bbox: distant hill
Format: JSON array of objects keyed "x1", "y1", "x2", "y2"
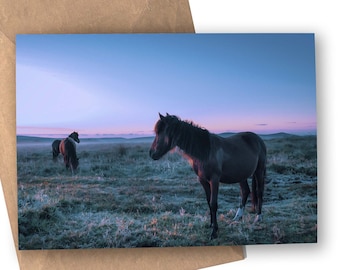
[
  {"x1": 16, "y1": 132, "x2": 313, "y2": 145},
  {"x1": 218, "y1": 132, "x2": 299, "y2": 140},
  {"x1": 17, "y1": 135, "x2": 53, "y2": 143},
  {"x1": 258, "y1": 132, "x2": 299, "y2": 140},
  {"x1": 16, "y1": 135, "x2": 155, "y2": 145},
  {"x1": 217, "y1": 132, "x2": 236, "y2": 138},
  {"x1": 74, "y1": 136, "x2": 154, "y2": 145}
]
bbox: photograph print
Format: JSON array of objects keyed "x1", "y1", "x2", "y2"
[{"x1": 16, "y1": 33, "x2": 317, "y2": 249}]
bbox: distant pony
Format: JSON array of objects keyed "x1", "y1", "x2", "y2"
[
  {"x1": 57, "y1": 132, "x2": 80, "y2": 173},
  {"x1": 149, "y1": 113, "x2": 267, "y2": 239},
  {"x1": 51, "y1": 132, "x2": 80, "y2": 161}
]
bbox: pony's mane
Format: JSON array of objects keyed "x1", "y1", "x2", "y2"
[{"x1": 165, "y1": 115, "x2": 211, "y2": 160}]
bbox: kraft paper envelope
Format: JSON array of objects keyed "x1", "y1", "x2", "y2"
[{"x1": 0, "y1": 1, "x2": 245, "y2": 269}]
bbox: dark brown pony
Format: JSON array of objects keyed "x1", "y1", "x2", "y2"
[
  {"x1": 59, "y1": 132, "x2": 80, "y2": 173},
  {"x1": 52, "y1": 132, "x2": 80, "y2": 160},
  {"x1": 149, "y1": 113, "x2": 267, "y2": 239}
]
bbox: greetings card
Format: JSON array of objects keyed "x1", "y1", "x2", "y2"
[{"x1": 16, "y1": 33, "x2": 317, "y2": 250}]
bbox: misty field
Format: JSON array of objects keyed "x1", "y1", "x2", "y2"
[{"x1": 17, "y1": 134, "x2": 317, "y2": 250}]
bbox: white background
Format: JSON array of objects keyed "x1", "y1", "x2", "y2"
[{"x1": 1, "y1": 0, "x2": 339, "y2": 269}]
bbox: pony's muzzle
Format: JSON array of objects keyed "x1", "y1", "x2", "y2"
[{"x1": 149, "y1": 149, "x2": 160, "y2": 160}]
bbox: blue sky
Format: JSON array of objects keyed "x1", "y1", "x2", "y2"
[{"x1": 16, "y1": 34, "x2": 316, "y2": 137}]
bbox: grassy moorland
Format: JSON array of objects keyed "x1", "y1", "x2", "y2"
[{"x1": 17, "y1": 134, "x2": 317, "y2": 250}]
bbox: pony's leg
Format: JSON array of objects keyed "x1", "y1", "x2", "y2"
[
  {"x1": 251, "y1": 175, "x2": 258, "y2": 213},
  {"x1": 253, "y1": 169, "x2": 265, "y2": 223},
  {"x1": 233, "y1": 179, "x2": 250, "y2": 221},
  {"x1": 53, "y1": 150, "x2": 59, "y2": 162},
  {"x1": 64, "y1": 155, "x2": 69, "y2": 169},
  {"x1": 199, "y1": 178, "x2": 212, "y2": 227},
  {"x1": 70, "y1": 163, "x2": 74, "y2": 175},
  {"x1": 70, "y1": 158, "x2": 78, "y2": 175},
  {"x1": 209, "y1": 176, "x2": 219, "y2": 239}
]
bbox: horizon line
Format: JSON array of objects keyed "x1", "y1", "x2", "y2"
[{"x1": 17, "y1": 129, "x2": 317, "y2": 139}]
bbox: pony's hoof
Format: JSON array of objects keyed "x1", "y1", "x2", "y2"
[
  {"x1": 210, "y1": 227, "x2": 218, "y2": 239},
  {"x1": 232, "y1": 207, "x2": 244, "y2": 221},
  {"x1": 253, "y1": 214, "x2": 262, "y2": 223},
  {"x1": 210, "y1": 232, "x2": 218, "y2": 239}
]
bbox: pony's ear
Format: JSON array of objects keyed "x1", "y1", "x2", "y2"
[
  {"x1": 166, "y1": 113, "x2": 170, "y2": 116},
  {"x1": 159, "y1": 113, "x2": 165, "y2": 120}
]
